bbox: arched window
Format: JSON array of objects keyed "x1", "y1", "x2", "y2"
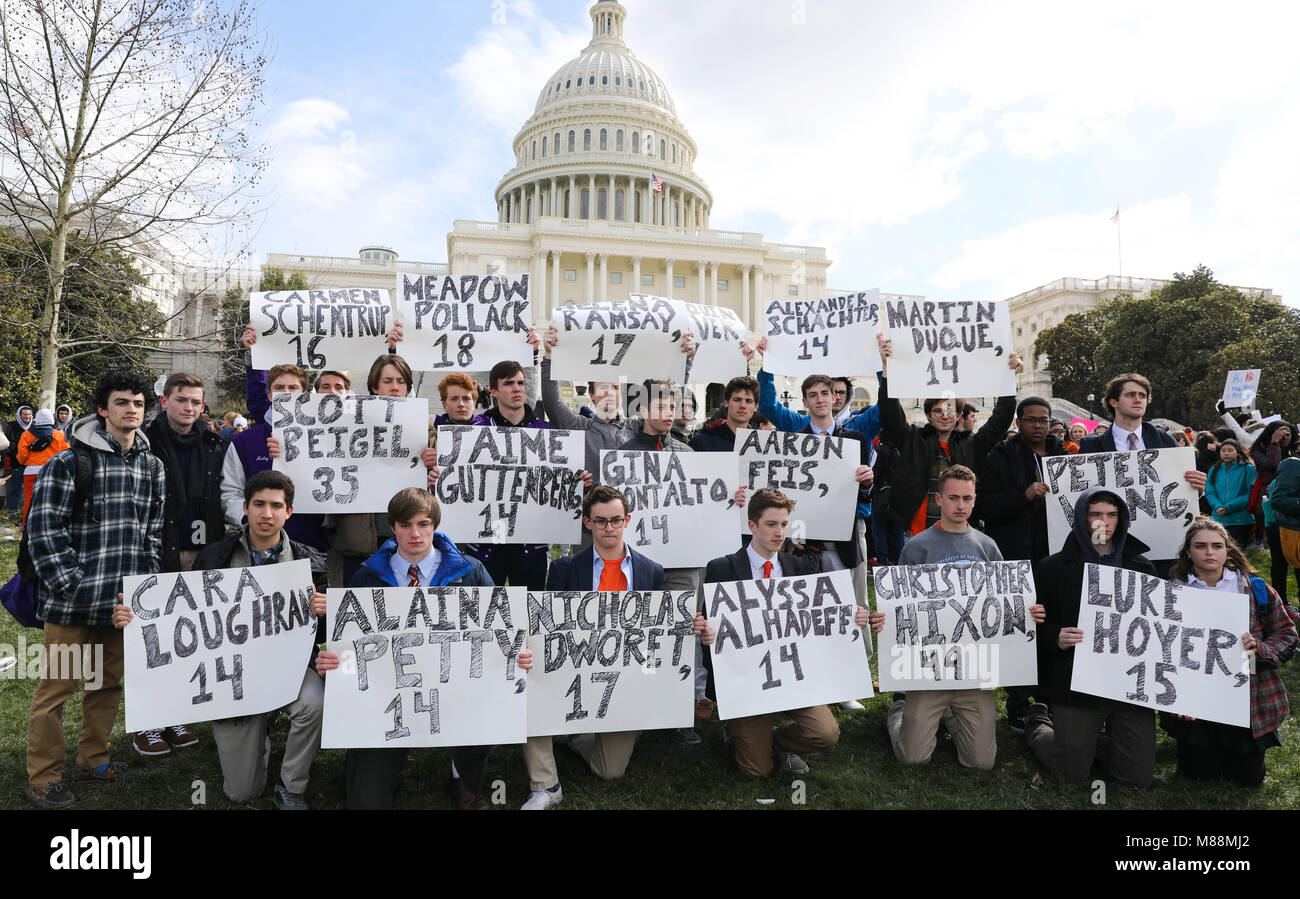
[
  {"x1": 597, "y1": 189, "x2": 607, "y2": 219},
  {"x1": 632, "y1": 131, "x2": 639, "y2": 154},
  {"x1": 531, "y1": 140, "x2": 536, "y2": 160},
  {"x1": 671, "y1": 144, "x2": 676, "y2": 164},
  {"x1": 541, "y1": 136, "x2": 547, "y2": 157},
  {"x1": 568, "y1": 130, "x2": 575, "y2": 152},
  {"x1": 580, "y1": 189, "x2": 590, "y2": 219},
  {"x1": 554, "y1": 132, "x2": 560, "y2": 153},
  {"x1": 602, "y1": 75, "x2": 608, "y2": 85},
  {"x1": 584, "y1": 129, "x2": 591, "y2": 151},
  {"x1": 616, "y1": 130, "x2": 623, "y2": 151},
  {"x1": 615, "y1": 76, "x2": 621, "y2": 86},
  {"x1": 659, "y1": 139, "x2": 665, "y2": 160},
  {"x1": 615, "y1": 189, "x2": 625, "y2": 220},
  {"x1": 577, "y1": 77, "x2": 583, "y2": 86},
  {"x1": 565, "y1": 79, "x2": 571, "y2": 89},
  {"x1": 634, "y1": 191, "x2": 641, "y2": 223},
  {"x1": 599, "y1": 129, "x2": 607, "y2": 150}
]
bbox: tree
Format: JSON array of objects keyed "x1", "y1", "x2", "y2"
[
  {"x1": 1032, "y1": 302, "x2": 1121, "y2": 411},
  {"x1": 0, "y1": 0, "x2": 268, "y2": 409},
  {"x1": 213, "y1": 267, "x2": 308, "y2": 411},
  {"x1": 1189, "y1": 314, "x2": 1300, "y2": 425}
]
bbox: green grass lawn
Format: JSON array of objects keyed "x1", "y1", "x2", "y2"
[{"x1": 0, "y1": 534, "x2": 1295, "y2": 810}]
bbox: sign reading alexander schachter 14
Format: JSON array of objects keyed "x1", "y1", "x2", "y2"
[
  {"x1": 394, "y1": 273, "x2": 534, "y2": 371},
  {"x1": 250, "y1": 288, "x2": 393, "y2": 371}
]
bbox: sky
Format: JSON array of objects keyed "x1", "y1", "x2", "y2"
[{"x1": 248, "y1": 0, "x2": 1300, "y2": 305}]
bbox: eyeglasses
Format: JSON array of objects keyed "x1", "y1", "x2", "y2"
[
  {"x1": 832, "y1": 389, "x2": 849, "y2": 397},
  {"x1": 587, "y1": 517, "x2": 626, "y2": 530},
  {"x1": 1019, "y1": 416, "x2": 1051, "y2": 426}
]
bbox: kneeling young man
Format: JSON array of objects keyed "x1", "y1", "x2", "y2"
[
  {"x1": 315, "y1": 487, "x2": 533, "y2": 810},
  {"x1": 113, "y1": 470, "x2": 328, "y2": 808}
]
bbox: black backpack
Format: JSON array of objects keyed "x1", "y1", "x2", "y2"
[{"x1": 16, "y1": 444, "x2": 95, "y2": 582}]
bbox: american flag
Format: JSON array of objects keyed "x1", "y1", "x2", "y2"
[
  {"x1": 1110, "y1": 207, "x2": 1120, "y2": 224},
  {"x1": 5, "y1": 113, "x2": 32, "y2": 138},
  {"x1": 650, "y1": 172, "x2": 663, "y2": 193}
]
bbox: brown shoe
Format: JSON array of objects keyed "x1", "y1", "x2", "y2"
[
  {"x1": 132, "y1": 730, "x2": 170, "y2": 757},
  {"x1": 695, "y1": 698, "x2": 715, "y2": 720},
  {"x1": 163, "y1": 724, "x2": 199, "y2": 749},
  {"x1": 445, "y1": 774, "x2": 490, "y2": 810}
]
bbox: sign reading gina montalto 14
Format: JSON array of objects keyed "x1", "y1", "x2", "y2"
[
  {"x1": 249, "y1": 288, "x2": 393, "y2": 371},
  {"x1": 549, "y1": 297, "x2": 689, "y2": 384},
  {"x1": 394, "y1": 272, "x2": 533, "y2": 371},
  {"x1": 883, "y1": 298, "x2": 1016, "y2": 399},
  {"x1": 762, "y1": 290, "x2": 881, "y2": 378}
]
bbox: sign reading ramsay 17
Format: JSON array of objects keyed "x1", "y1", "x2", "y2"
[
  {"x1": 734, "y1": 428, "x2": 859, "y2": 541},
  {"x1": 394, "y1": 273, "x2": 533, "y2": 371},
  {"x1": 322, "y1": 586, "x2": 529, "y2": 748},
  {"x1": 762, "y1": 290, "x2": 881, "y2": 378},
  {"x1": 526, "y1": 590, "x2": 698, "y2": 736},
  {"x1": 121, "y1": 560, "x2": 318, "y2": 733},
  {"x1": 550, "y1": 297, "x2": 689, "y2": 384},
  {"x1": 271, "y1": 393, "x2": 429, "y2": 514},
  {"x1": 883, "y1": 298, "x2": 1015, "y2": 398},
  {"x1": 250, "y1": 288, "x2": 393, "y2": 371},
  {"x1": 1069, "y1": 565, "x2": 1249, "y2": 727}
]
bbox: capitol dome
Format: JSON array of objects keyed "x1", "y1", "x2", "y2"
[{"x1": 495, "y1": 0, "x2": 711, "y2": 230}]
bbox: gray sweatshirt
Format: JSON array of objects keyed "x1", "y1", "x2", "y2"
[{"x1": 896, "y1": 523, "x2": 1003, "y2": 566}]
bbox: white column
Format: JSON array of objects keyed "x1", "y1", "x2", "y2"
[
  {"x1": 534, "y1": 249, "x2": 546, "y2": 317},
  {"x1": 585, "y1": 253, "x2": 595, "y2": 302},
  {"x1": 530, "y1": 182, "x2": 537, "y2": 223},
  {"x1": 551, "y1": 251, "x2": 561, "y2": 318},
  {"x1": 598, "y1": 253, "x2": 608, "y2": 301},
  {"x1": 568, "y1": 175, "x2": 576, "y2": 217},
  {"x1": 665, "y1": 258, "x2": 675, "y2": 300},
  {"x1": 588, "y1": 174, "x2": 596, "y2": 219},
  {"x1": 696, "y1": 261, "x2": 706, "y2": 304},
  {"x1": 710, "y1": 262, "x2": 719, "y2": 307},
  {"x1": 632, "y1": 256, "x2": 642, "y2": 294},
  {"x1": 740, "y1": 264, "x2": 751, "y2": 330}
]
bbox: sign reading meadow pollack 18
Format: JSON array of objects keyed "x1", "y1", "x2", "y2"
[
  {"x1": 734, "y1": 428, "x2": 858, "y2": 541},
  {"x1": 271, "y1": 393, "x2": 429, "y2": 515},
  {"x1": 121, "y1": 560, "x2": 318, "y2": 733},
  {"x1": 249, "y1": 288, "x2": 393, "y2": 371},
  {"x1": 1044, "y1": 447, "x2": 1197, "y2": 561},
  {"x1": 394, "y1": 273, "x2": 533, "y2": 371},
  {"x1": 436, "y1": 426, "x2": 585, "y2": 545},
  {"x1": 873, "y1": 561, "x2": 1038, "y2": 691},
  {"x1": 762, "y1": 290, "x2": 881, "y2": 378},
  {"x1": 599, "y1": 449, "x2": 742, "y2": 567},
  {"x1": 549, "y1": 297, "x2": 689, "y2": 384},
  {"x1": 321, "y1": 586, "x2": 529, "y2": 748},
  {"x1": 707, "y1": 569, "x2": 874, "y2": 720},
  {"x1": 1070, "y1": 564, "x2": 1249, "y2": 727},
  {"x1": 883, "y1": 298, "x2": 1016, "y2": 398},
  {"x1": 525, "y1": 590, "x2": 698, "y2": 736}
]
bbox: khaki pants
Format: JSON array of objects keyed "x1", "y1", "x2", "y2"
[
  {"x1": 27, "y1": 624, "x2": 125, "y2": 788},
  {"x1": 887, "y1": 689, "x2": 997, "y2": 770},
  {"x1": 729, "y1": 705, "x2": 839, "y2": 777},
  {"x1": 523, "y1": 731, "x2": 640, "y2": 789},
  {"x1": 1280, "y1": 526, "x2": 1300, "y2": 569},
  {"x1": 212, "y1": 668, "x2": 324, "y2": 801}
]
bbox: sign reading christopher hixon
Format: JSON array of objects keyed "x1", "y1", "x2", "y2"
[
  {"x1": 873, "y1": 561, "x2": 1038, "y2": 691},
  {"x1": 599, "y1": 449, "x2": 742, "y2": 568},
  {"x1": 322, "y1": 586, "x2": 529, "y2": 748},
  {"x1": 121, "y1": 560, "x2": 318, "y2": 733},
  {"x1": 883, "y1": 298, "x2": 1016, "y2": 399},
  {"x1": 526, "y1": 590, "x2": 698, "y2": 736},
  {"x1": 550, "y1": 297, "x2": 689, "y2": 384},
  {"x1": 734, "y1": 427, "x2": 859, "y2": 541},
  {"x1": 436, "y1": 426, "x2": 585, "y2": 545},
  {"x1": 271, "y1": 392, "x2": 429, "y2": 515},
  {"x1": 707, "y1": 569, "x2": 873, "y2": 720},
  {"x1": 249, "y1": 288, "x2": 392, "y2": 371},
  {"x1": 762, "y1": 290, "x2": 881, "y2": 378},
  {"x1": 1044, "y1": 447, "x2": 1197, "y2": 561},
  {"x1": 394, "y1": 272, "x2": 533, "y2": 371},
  {"x1": 1069, "y1": 564, "x2": 1249, "y2": 727}
]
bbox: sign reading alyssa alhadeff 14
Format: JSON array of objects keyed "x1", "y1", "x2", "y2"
[
  {"x1": 882, "y1": 298, "x2": 1016, "y2": 399},
  {"x1": 250, "y1": 288, "x2": 393, "y2": 371},
  {"x1": 1069, "y1": 564, "x2": 1249, "y2": 727},
  {"x1": 321, "y1": 585, "x2": 529, "y2": 748},
  {"x1": 394, "y1": 273, "x2": 533, "y2": 371},
  {"x1": 271, "y1": 392, "x2": 429, "y2": 515},
  {"x1": 762, "y1": 290, "x2": 882, "y2": 378},
  {"x1": 734, "y1": 428, "x2": 858, "y2": 541},
  {"x1": 435, "y1": 426, "x2": 585, "y2": 545},
  {"x1": 1221, "y1": 369, "x2": 1262, "y2": 408},
  {"x1": 549, "y1": 297, "x2": 689, "y2": 384},
  {"x1": 873, "y1": 561, "x2": 1038, "y2": 691},
  {"x1": 599, "y1": 449, "x2": 742, "y2": 568},
  {"x1": 121, "y1": 560, "x2": 318, "y2": 733},
  {"x1": 707, "y1": 569, "x2": 873, "y2": 720},
  {"x1": 526, "y1": 589, "x2": 698, "y2": 736},
  {"x1": 1044, "y1": 447, "x2": 1198, "y2": 561}
]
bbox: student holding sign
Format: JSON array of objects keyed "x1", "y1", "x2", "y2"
[
  {"x1": 1023, "y1": 488, "x2": 1159, "y2": 787},
  {"x1": 689, "y1": 376, "x2": 759, "y2": 453},
  {"x1": 1160, "y1": 519, "x2": 1297, "y2": 787},
  {"x1": 315, "y1": 487, "x2": 534, "y2": 810}
]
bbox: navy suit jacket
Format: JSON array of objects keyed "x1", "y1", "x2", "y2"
[
  {"x1": 1078, "y1": 421, "x2": 1176, "y2": 454},
  {"x1": 545, "y1": 545, "x2": 667, "y2": 590}
]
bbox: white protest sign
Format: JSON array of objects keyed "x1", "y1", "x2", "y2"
[
  {"x1": 599, "y1": 449, "x2": 742, "y2": 567},
  {"x1": 669, "y1": 298, "x2": 746, "y2": 384},
  {"x1": 1069, "y1": 565, "x2": 1249, "y2": 727},
  {"x1": 873, "y1": 561, "x2": 1039, "y2": 691},
  {"x1": 435, "y1": 426, "x2": 584, "y2": 545},
  {"x1": 763, "y1": 290, "x2": 882, "y2": 378},
  {"x1": 706, "y1": 569, "x2": 873, "y2": 720},
  {"x1": 1222, "y1": 369, "x2": 1262, "y2": 408},
  {"x1": 551, "y1": 297, "x2": 689, "y2": 384},
  {"x1": 271, "y1": 393, "x2": 429, "y2": 514},
  {"x1": 526, "y1": 590, "x2": 697, "y2": 736},
  {"x1": 734, "y1": 428, "x2": 859, "y2": 541},
  {"x1": 882, "y1": 298, "x2": 1016, "y2": 399},
  {"x1": 322, "y1": 586, "x2": 528, "y2": 748},
  {"x1": 1044, "y1": 447, "x2": 1197, "y2": 561},
  {"x1": 394, "y1": 272, "x2": 533, "y2": 371},
  {"x1": 250, "y1": 288, "x2": 392, "y2": 371},
  {"x1": 122, "y1": 560, "x2": 318, "y2": 732}
]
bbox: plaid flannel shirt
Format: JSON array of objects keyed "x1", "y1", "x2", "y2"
[
  {"x1": 27, "y1": 418, "x2": 166, "y2": 627},
  {"x1": 1246, "y1": 578, "x2": 1297, "y2": 738}
]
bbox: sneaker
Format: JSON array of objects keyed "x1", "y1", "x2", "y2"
[
  {"x1": 164, "y1": 724, "x2": 199, "y2": 749},
  {"x1": 72, "y1": 761, "x2": 140, "y2": 784},
  {"x1": 28, "y1": 781, "x2": 75, "y2": 809},
  {"x1": 273, "y1": 784, "x2": 309, "y2": 810},
  {"x1": 838, "y1": 699, "x2": 865, "y2": 711},
  {"x1": 132, "y1": 729, "x2": 170, "y2": 757},
  {"x1": 446, "y1": 775, "x2": 490, "y2": 810},
  {"x1": 520, "y1": 784, "x2": 563, "y2": 810},
  {"x1": 774, "y1": 748, "x2": 809, "y2": 775},
  {"x1": 677, "y1": 727, "x2": 702, "y2": 746}
]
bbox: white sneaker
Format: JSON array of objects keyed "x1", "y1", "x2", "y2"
[
  {"x1": 838, "y1": 699, "x2": 865, "y2": 711},
  {"x1": 520, "y1": 785, "x2": 563, "y2": 810}
]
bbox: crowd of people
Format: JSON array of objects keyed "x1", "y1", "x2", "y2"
[{"x1": 5, "y1": 322, "x2": 1298, "y2": 809}]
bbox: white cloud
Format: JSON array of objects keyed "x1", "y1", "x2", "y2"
[{"x1": 266, "y1": 99, "x2": 369, "y2": 211}]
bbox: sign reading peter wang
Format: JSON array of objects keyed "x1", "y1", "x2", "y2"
[
  {"x1": 526, "y1": 589, "x2": 698, "y2": 736},
  {"x1": 395, "y1": 272, "x2": 533, "y2": 371},
  {"x1": 322, "y1": 586, "x2": 529, "y2": 748},
  {"x1": 121, "y1": 560, "x2": 319, "y2": 733},
  {"x1": 250, "y1": 288, "x2": 393, "y2": 371}
]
